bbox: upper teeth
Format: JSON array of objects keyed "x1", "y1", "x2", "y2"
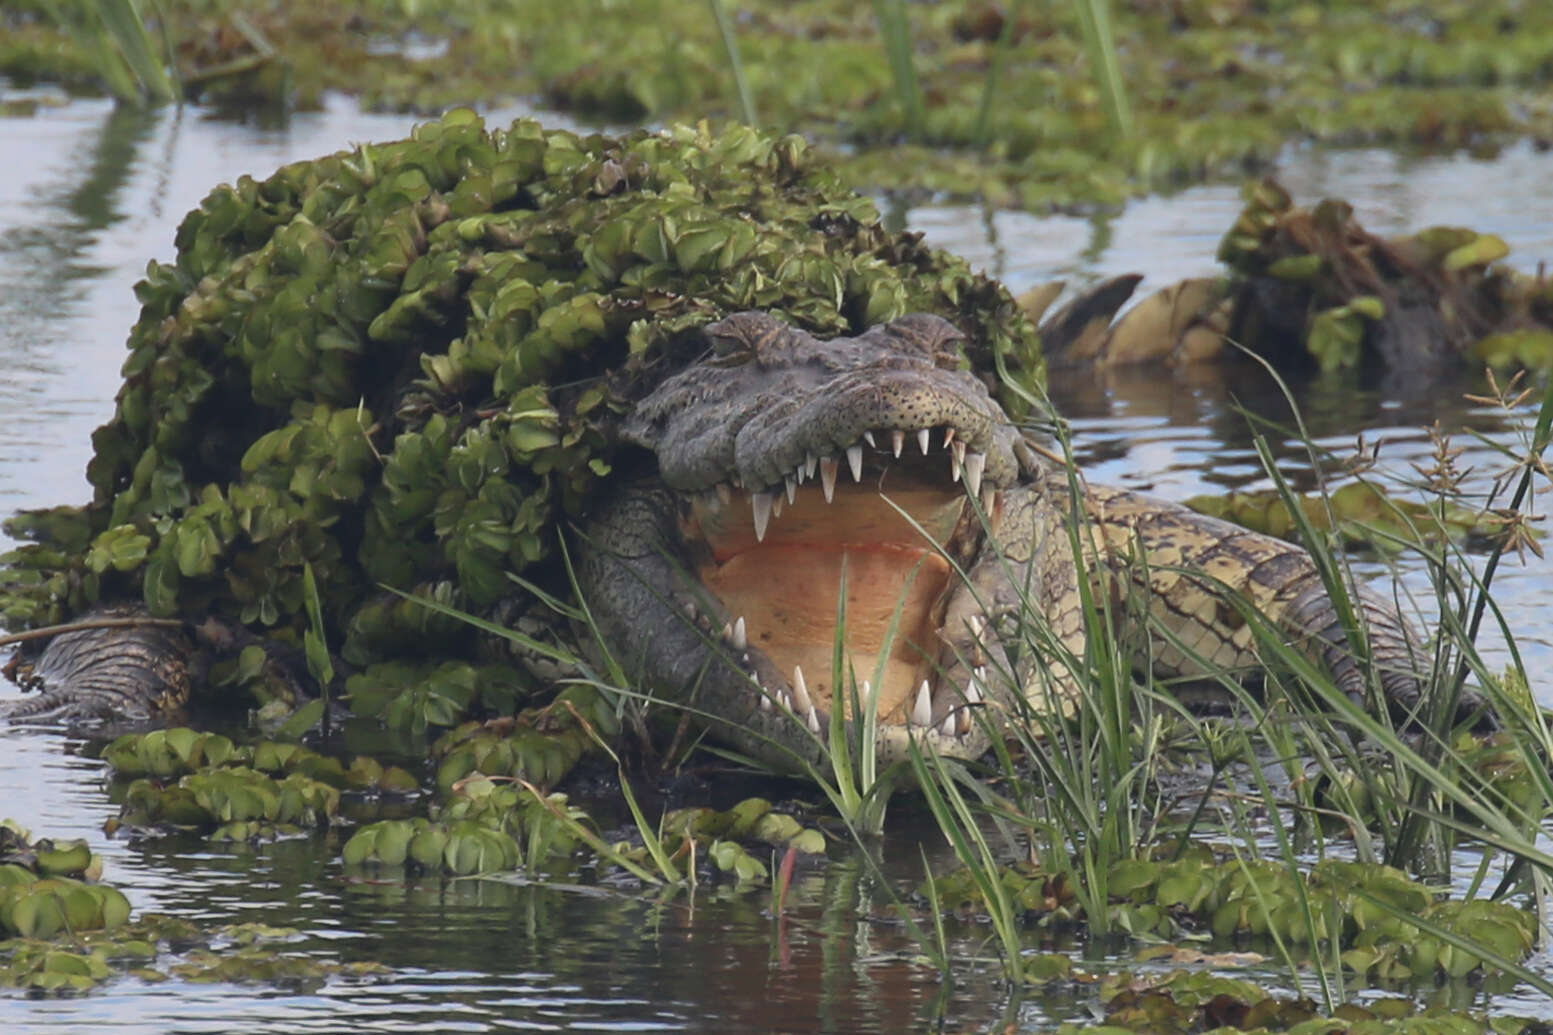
[{"x1": 717, "y1": 429, "x2": 992, "y2": 541}]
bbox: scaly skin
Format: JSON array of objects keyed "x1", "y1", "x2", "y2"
[
  {"x1": 5, "y1": 312, "x2": 1484, "y2": 766},
  {"x1": 576, "y1": 312, "x2": 1481, "y2": 773},
  {"x1": 2, "y1": 610, "x2": 192, "y2": 722}
]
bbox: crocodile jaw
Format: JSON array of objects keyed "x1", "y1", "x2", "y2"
[
  {"x1": 602, "y1": 312, "x2": 1030, "y2": 767},
  {"x1": 670, "y1": 432, "x2": 1012, "y2": 761},
  {"x1": 690, "y1": 483, "x2": 970, "y2": 725}
]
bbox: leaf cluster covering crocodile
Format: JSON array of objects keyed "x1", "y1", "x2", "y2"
[{"x1": 0, "y1": 112, "x2": 1484, "y2": 771}]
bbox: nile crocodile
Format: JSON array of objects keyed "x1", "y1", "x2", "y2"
[
  {"x1": 4, "y1": 310, "x2": 1486, "y2": 770},
  {"x1": 0, "y1": 114, "x2": 1492, "y2": 772},
  {"x1": 575, "y1": 311, "x2": 1484, "y2": 771}
]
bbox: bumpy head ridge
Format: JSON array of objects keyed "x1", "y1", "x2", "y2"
[{"x1": 624, "y1": 312, "x2": 1024, "y2": 508}]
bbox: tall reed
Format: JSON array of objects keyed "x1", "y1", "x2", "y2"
[{"x1": 50, "y1": 0, "x2": 181, "y2": 105}]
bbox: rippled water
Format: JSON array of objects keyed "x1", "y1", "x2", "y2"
[{"x1": 1, "y1": 93, "x2": 1550, "y2": 1030}]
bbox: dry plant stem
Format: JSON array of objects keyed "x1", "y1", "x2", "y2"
[
  {"x1": 0, "y1": 616, "x2": 185, "y2": 650},
  {"x1": 1451, "y1": 377, "x2": 1553, "y2": 698}
]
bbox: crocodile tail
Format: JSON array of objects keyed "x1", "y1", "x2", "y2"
[
  {"x1": 1282, "y1": 579, "x2": 1497, "y2": 732},
  {"x1": 1, "y1": 619, "x2": 192, "y2": 722}
]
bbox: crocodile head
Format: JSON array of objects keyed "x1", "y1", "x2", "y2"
[{"x1": 586, "y1": 311, "x2": 1043, "y2": 771}]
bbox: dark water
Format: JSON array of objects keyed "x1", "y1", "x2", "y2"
[{"x1": 1, "y1": 93, "x2": 1551, "y2": 1030}]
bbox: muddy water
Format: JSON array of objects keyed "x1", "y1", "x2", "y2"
[{"x1": 1, "y1": 94, "x2": 1551, "y2": 1030}]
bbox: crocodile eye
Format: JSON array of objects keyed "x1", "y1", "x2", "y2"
[{"x1": 706, "y1": 330, "x2": 747, "y2": 357}]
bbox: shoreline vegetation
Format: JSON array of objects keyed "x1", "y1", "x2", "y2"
[{"x1": 3, "y1": 1, "x2": 1551, "y2": 210}]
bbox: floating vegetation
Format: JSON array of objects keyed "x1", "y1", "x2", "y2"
[
  {"x1": 2, "y1": 910, "x2": 388, "y2": 994},
  {"x1": 0, "y1": 821, "x2": 389, "y2": 994},
  {"x1": 924, "y1": 854, "x2": 1537, "y2": 982},
  {"x1": 1183, "y1": 481, "x2": 1513, "y2": 553},
  {"x1": 344, "y1": 815, "x2": 523, "y2": 875},
  {"x1": 0, "y1": 821, "x2": 128, "y2": 945},
  {"x1": 0, "y1": 111, "x2": 1033, "y2": 754},
  {"x1": 344, "y1": 779, "x2": 823, "y2": 885},
  {"x1": 100, "y1": 727, "x2": 417, "y2": 791},
  {"x1": 430, "y1": 686, "x2": 620, "y2": 793},
  {"x1": 1058, "y1": 968, "x2": 1550, "y2": 1034},
  {"x1": 4, "y1": 2, "x2": 1552, "y2": 207},
  {"x1": 1217, "y1": 180, "x2": 1553, "y2": 376},
  {"x1": 99, "y1": 729, "x2": 420, "y2": 839}
]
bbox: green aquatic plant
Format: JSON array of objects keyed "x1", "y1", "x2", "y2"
[
  {"x1": 925, "y1": 852, "x2": 1539, "y2": 984},
  {"x1": 1216, "y1": 179, "x2": 1552, "y2": 374},
  {"x1": 0, "y1": 111, "x2": 1036, "y2": 747},
  {"x1": 6, "y1": 2, "x2": 1551, "y2": 209},
  {"x1": 0, "y1": 821, "x2": 129, "y2": 945},
  {"x1": 43, "y1": 0, "x2": 181, "y2": 105},
  {"x1": 1, "y1": 910, "x2": 388, "y2": 993},
  {"x1": 706, "y1": 0, "x2": 756, "y2": 127}
]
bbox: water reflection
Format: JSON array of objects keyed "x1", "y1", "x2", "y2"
[{"x1": 0, "y1": 93, "x2": 1551, "y2": 1029}]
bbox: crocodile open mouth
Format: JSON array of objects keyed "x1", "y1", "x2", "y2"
[{"x1": 677, "y1": 426, "x2": 1004, "y2": 741}]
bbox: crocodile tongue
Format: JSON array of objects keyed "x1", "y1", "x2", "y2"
[{"x1": 685, "y1": 482, "x2": 976, "y2": 723}]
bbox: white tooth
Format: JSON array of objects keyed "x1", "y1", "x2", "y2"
[
  {"x1": 716, "y1": 482, "x2": 731, "y2": 505},
  {"x1": 912, "y1": 680, "x2": 933, "y2": 727},
  {"x1": 846, "y1": 444, "x2": 864, "y2": 482},
  {"x1": 805, "y1": 452, "x2": 818, "y2": 479},
  {"x1": 732, "y1": 616, "x2": 747, "y2": 650},
  {"x1": 966, "y1": 679, "x2": 982, "y2": 706},
  {"x1": 963, "y1": 452, "x2": 985, "y2": 497},
  {"x1": 807, "y1": 706, "x2": 822, "y2": 734},
  {"x1": 967, "y1": 614, "x2": 985, "y2": 639},
  {"x1": 791, "y1": 666, "x2": 813, "y2": 714},
  {"x1": 980, "y1": 484, "x2": 996, "y2": 513},
  {"x1": 951, "y1": 439, "x2": 967, "y2": 467},
  {"x1": 862, "y1": 430, "x2": 876, "y2": 448},
  {"x1": 794, "y1": 462, "x2": 806, "y2": 485},
  {"x1": 951, "y1": 453, "x2": 961, "y2": 484},
  {"x1": 752, "y1": 492, "x2": 773, "y2": 542},
  {"x1": 759, "y1": 693, "x2": 773, "y2": 712},
  {"x1": 917, "y1": 428, "x2": 931, "y2": 455},
  {"x1": 940, "y1": 714, "x2": 957, "y2": 737},
  {"x1": 785, "y1": 474, "x2": 798, "y2": 503},
  {"x1": 943, "y1": 428, "x2": 956, "y2": 448},
  {"x1": 891, "y1": 429, "x2": 905, "y2": 457},
  {"x1": 721, "y1": 621, "x2": 735, "y2": 642},
  {"x1": 819, "y1": 457, "x2": 839, "y2": 503},
  {"x1": 771, "y1": 492, "x2": 783, "y2": 518}
]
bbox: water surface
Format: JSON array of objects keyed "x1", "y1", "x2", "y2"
[{"x1": 1, "y1": 93, "x2": 1550, "y2": 1030}]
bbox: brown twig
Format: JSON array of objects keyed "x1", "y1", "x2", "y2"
[{"x1": 0, "y1": 616, "x2": 185, "y2": 650}]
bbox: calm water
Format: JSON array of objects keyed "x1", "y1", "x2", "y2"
[{"x1": 1, "y1": 93, "x2": 1551, "y2": 1030}]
